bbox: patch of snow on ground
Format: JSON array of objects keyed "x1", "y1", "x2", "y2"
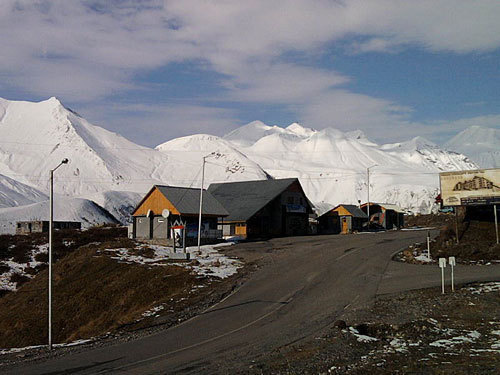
[
  {"x1": 104, "y1": 242, "x2": 241, "y2": 279},
  {"x1": 348, "y1": 327, "x2": 379, "y2": 343},
  {"x1": 414, "y1": 254, "x2": 432, "y2": 263},
  {"x1": 0, "y1": 243, "x2": 48, "y2": 291},
  {"x1": 141, "y1": 305, "x2": 166, "y2": 318},
  {"x1": 429, "y1": 330, "x2": 481, "y2": 348},
  {"x1": 466, "y1": 282, "x2": 500, "y2": 294},
  {"x1": 0, "y1": 339, "x2": 93, "y2": 355},
  {"x1": 389, "y1": 338, "x2": 409, "y2": 353}
]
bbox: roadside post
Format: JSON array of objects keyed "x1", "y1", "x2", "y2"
[
  {"x1": 494, "y1": 204, "x2": 499, "y2": 245},
  {"x1": 449, "y1": 256, "x2": 456, "y2": 292},
  {"x1": 439, "y1": 258, "x2": 447, "y2": 294},
  {"x1": 427, "y1": 230, "x2": 431, "y2": 260}
]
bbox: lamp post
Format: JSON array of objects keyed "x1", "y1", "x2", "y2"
[
  {"x1": 198, "y1": 153, "x2": 215, "y2": 252},
  {"x1": 197, "y1": 156, "x2": 207, "y2": 252},
  {"x1": 366, "y1": 164, "x2": 377, "y2": 229},
  {"x1": 48, "y1": 158, "x2": 68, "y2": 350}
]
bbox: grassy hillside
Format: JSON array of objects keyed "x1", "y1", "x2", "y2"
[{"x1": 0, "y1": 234, "x2": 207, "y2": 349}]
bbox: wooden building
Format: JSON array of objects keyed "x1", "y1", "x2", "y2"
[
  {"x1": 16, "y1": 221, "x2": 81, "y2": 235},
  {"x1": 208, "y1": 178, "x2": 313, "y2": 239},
  {"x1": 360, "y1": 202, "x2": 405, "y2": 229},
  {"x1": 131, "y1": 185, "x2": 228, "y2": 243},
  {"x1": 317, "y1": 204, "x2": 367, "y2": 234}
]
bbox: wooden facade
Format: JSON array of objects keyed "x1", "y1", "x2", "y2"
[
  {"x1": 131, "y1": 185, "x2": 227, "y2": 243},
  {"x1": 209, "y1": 178, "x2": 313, "y2": 240},
  {"x1": 318, "y1": 204, "x2": 367, "y2": 234},
  {"x1": 133, "y1": 188, "x2": 181, "y2": 216}
]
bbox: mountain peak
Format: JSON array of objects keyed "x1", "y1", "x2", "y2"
[{"x1": 285, "y1": 122, "x2": 316, "y2": 137}]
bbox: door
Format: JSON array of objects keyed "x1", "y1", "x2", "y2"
[{"x1": 342, "y1": 217, "x2": 348, "y2": 234}]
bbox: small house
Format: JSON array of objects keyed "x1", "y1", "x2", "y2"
[
  {"x1": 16, "y1": 221, "x2": 81, "y2": 235},
  {"x1": 208, "y1": 178, "x2": 313, "y2": 239},
  {"x1": 317, "y1": 204, "x2": 367, "y2": 234},
  {"x1": 131, "y1": 185, "x2": 228, "y2": 243},
  {"x1": 360, "y1": 202, "x2": 405, "y2": 229}
]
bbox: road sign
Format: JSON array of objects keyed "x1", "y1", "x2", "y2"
[
  {"x1": 449, "y1": 256, "x2": 456, "y2": 292},
  {"x1": 448, "y1": 256, "x2": 456, "y2": 266},
  {"x1": 439, "y1": 258, "x2": 447, "y2": 268}
]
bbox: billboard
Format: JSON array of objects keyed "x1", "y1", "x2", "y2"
[{"x1": 439, "y1": 168, "x2": 500, "y2": 206}]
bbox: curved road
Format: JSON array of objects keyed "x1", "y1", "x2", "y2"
[{"x1": 4, "y1": 231, "x2": 500, "y2": 374}]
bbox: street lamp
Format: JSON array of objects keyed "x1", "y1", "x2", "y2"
[
  {"x1": 48, "y1": 158, "x2": 68, "y2": 350},
  {"x1": 366, "y1": 164, "x2": 377, "y2": 230},
  {"x1": 198, "y1": 153, "x2": 215, "y2": 252}
]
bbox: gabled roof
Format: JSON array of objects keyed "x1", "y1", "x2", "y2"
[
  {"x1": 318, "y1": 204, "x2": 367, "y2": 219},
  {"x1": 336, "y1": 204, "x2": 368, "y2": 218},
  {"x1": 208, "y1": 178, "x2": 306, "y2": 221},
  {"x1": 132, "y1": 185, "x2": 228, "y2": 216}
]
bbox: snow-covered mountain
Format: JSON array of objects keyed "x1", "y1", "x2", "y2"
[
  {"x1": 0, "y1": 97, "x2": 490, "y2": 226},
  {"x1": 444, "y1": 126, "x2": 500, "y2": 169},
  {"x1": 155, "y1": 134, "x2": 270, "y2": 182},
  {"x1": 0, "y1": 97, "x2": 270, "y2": 230},
  {"x1": 0, "y1": 174, "x2": 47, "y2": 208},
  {"x1": 223, "y1": 122, "x2": 478, "y2": 214},
  {"x1": 0, "y1": 97, "x2": 265, "y2": 198},
  {"x1": 0, "y1": 196, "x2": 118, "y2": 234}
]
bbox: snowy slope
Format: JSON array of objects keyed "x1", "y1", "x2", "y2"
[
  {"x1": 155, "y1": 134, "x2": 270, "y2": 184},
  {"x1": 444, "y1": 126, "x2": 500, "y2": 168},
  {"x1": 0, "y1": 98, "x2": 267, "y2": 198},
  {"x1": 0, "y1": 174, "x2": 47, "y2": 208},
  {"x1": 0, "y1": 97, "x2": 485, "y2": 219},
  {"x1": 87, "y1": 190, "x2": 143, "y2": 225},
  {"x1": 0, "y1": 196, "x2": 118, "y2": 234},
  {"x1": 225, "y1": 122, "x2": 478, "y2": 214}
]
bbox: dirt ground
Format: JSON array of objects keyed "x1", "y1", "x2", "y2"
[
  {"x1": 402, "y1": 211, "x2": 500, "y2": 264},
  {"x1": 0, "y1": 231, "x2": 249, "y2": 355},
  {"x1": 253, "y1": 282, "x2": 500, "y2": 375}
]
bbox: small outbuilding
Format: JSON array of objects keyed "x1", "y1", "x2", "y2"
[
  {"x1": 360, "y1": 202, "x2": 405, "y2": 229},
  {"x1": 317, "y1": 204, "x2": 367, "y2": 234},
  {"x1": 131, "y1": 185, "x2": 228, "y2": 243},
  {"x1": 208, "y1": 178, "x2": 313, "y2": 239},
  {"x1": 16, "y1": 221, "x2": 81, "y2": 235}
]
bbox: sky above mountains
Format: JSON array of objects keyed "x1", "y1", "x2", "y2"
[{"x1": 1, "y1": 0, "x2": 499, "y2": 147}]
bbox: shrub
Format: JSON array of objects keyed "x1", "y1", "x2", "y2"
[{"x1": 10, "y1": 272, "x2": 30, "y2": 285}]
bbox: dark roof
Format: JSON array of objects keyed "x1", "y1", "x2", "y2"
[
  {"x1": 318, "y1": 204, "x2": 367, "y2": 219},
  {"x1": 338, "y1": 204, "x2": 368, "y2": 219},
  {"x1": 134, "y1": 185, "x2": 228, "y2": 216},
  {"x1": 208, "y1": 178, "x2": 303, "y2": 221}
]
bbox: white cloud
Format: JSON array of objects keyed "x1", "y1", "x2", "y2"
[
  {"x1": 1, "y1": 0, "x2": 500, "y2": 144},
  {"x1": 79, "y1": 102, "x2": 239, "y2": 147}
]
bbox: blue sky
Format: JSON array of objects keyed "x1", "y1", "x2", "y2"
[{"x1": 1, "y1": 0, "x2": 499, "y2": 147}]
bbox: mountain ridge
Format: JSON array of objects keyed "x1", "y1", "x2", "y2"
[{"x1": 0, "y1": 97, "x2": 496, "y2": 232}]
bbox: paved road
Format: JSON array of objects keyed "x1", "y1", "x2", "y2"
[{"x1": 4, "y1": 231, "x2": 500, "y2": 374}]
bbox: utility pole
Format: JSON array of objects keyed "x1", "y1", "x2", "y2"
[
  {"x1": 367, "y1": 164, "x2": 377, "y2": 229},
  {"x1": 197, "y1": 156, "x2": 206, "y2": 252},
  {"x1": 49, "y1": 158, "x2": 68, "y2": 350}
]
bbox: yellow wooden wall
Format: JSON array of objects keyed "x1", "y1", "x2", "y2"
[
  {"x1": 333, "y1": 206, "x2": 352, "y2": 217},
  {"x1": 235, "y1": 224, "x2": 247, "y2": 236},
  {"x1": 133, "y1": 188, "x2": 180, "y2": 216}
]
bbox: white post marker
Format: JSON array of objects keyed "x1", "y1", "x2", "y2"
[
  {"x1": 449, "y1": 256, "x2": 456, "y2": 292},
  {"x1": 439, "y1": 258, "x2": 447, "y2": 294},
  {"x1": 427, "y1": 230, "x2": 431, "y2": 260}
]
